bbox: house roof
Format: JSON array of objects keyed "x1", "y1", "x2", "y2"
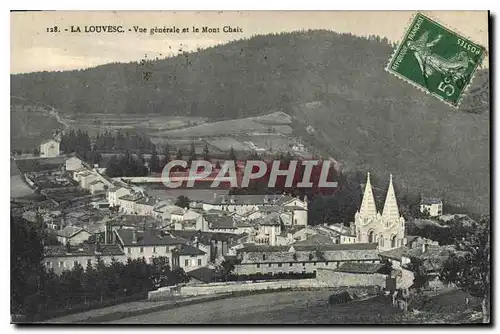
[
  {"x1": 168, "y1": 230, "x2": 235, "y2": 243},
  {"x1": 136, "y1": 197, "x2": 157, "y2": 206},
  {"x1": 187, "y1": 266, "x2": 221, "y2": 283},
  {"x1": 172, "y1": 244, "x2": 206, "y2": 256},
  {"x1": 44, "y1": 243, "x2": 124, "y2": 258},
  {"x1": 294, "y1": 234, "x2": 333, "y2": 245},
  {"x1": 41, "y1": 138, "x2": 59, "y2": 145},
  {"x1": 115, "y1": 229, "x2": 186, "y2": 247},
  {"x1": 56, "y1": 226, "x2": 90, "y2": 238},
  {"x1": 118, "y1": 194, "x2": 142, "y2": 202},
  {"x1": 238, "y1": 243, "x2": 377, "y2": 253},
  {"x1": 421, "y1": 197, "x2": 442, "y2": 205},
  {"x1": 207, "y1": 194, "x2": 298, "y2": 206},
  {"x1": 335, "y1": 262, "x2": 384, "y2": 274},
  {"x1": 259, "y1": 212, "x2": 281, "y2": 226},
  {"x1": 378, "y1": 247, "x2": 406, "y2": 261},
  {"x1": 205, "y1": 215, "x2": 236, "y2": 229}
]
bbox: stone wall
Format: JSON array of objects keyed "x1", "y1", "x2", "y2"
[
  {"x1": 148, "y1": 279, "x2": 325, "y2": 300},
  {"x1": 316, "y1": 268, "x2": 387, "y2": 288}
]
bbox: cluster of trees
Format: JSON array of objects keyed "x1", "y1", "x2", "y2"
[
  {"x1": 440, "y1": 220, "x2": 490, "y2": 323},
  {"x1": 405, "y1": 219, "x2": 477, "y2": 246},
  {"x1": 11, "y1": 215, "x2": 190, "y2": 321},
  {"x1": 60, "y1": 129, "x2": 157, "y2": 169},
  {"x1": 105, "y1": 151, "x2": 149, "y2": 178},
  {"x1": 404, "y1": 217, "x2": 491, "y2": 323}
]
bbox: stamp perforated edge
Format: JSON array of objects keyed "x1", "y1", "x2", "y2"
[{"x1": 385, "y1": 11, "x2": 488, "y2": 109}]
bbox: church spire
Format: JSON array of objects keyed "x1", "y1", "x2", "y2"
[
  {"x1": 359, "y1": 172, "x2": 377, "y2": 217},
  {"x1": 382, "y1": 174, "x2": 400, "y2": 222}
]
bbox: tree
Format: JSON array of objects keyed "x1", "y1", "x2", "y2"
[
  {"x1": 175, "y1": 195, "x2": 190, "y2": 209},
  {"x1": 441, "y1": 219, "x2": 490, "y2": 323},
  {"x1": 203, "y1": 143, "x2": 210, "y2": 161},
  {"x1": 176, "y1": 148, "x2": 183, "y2": 160},
  {"x1": 406, "y1": 257, "x2": 429, "y2": 293},
  {"x1": 150, "y1": 150, "x2": 160, "y2": 173},
  {"x1": 189, "y1": 142, "x2": 196, "y2": 160},
  {"x1": 228, "y1": 146, "x2": 237, "y2": 161},
  {"x1": 161, "y1": 144, "x2": 170, "y2": 168},
  {"x1": 218, "y1": 258, "x2": 240, "y2": 282},
  {"x1": 11, "y1": 215, "x2": 45, "y2": 317}
]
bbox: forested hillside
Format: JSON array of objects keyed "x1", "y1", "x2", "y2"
[{"x1": 10, "y1": 30, "x2": 490, "y2": 214}]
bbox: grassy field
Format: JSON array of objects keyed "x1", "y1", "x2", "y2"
[
  {"x1": 157, "y1": 112, "x2": 293, "y2": 138},
  {"x1": 11, "y1": 106, "x2": 62, "y2": 151},
  {"x1": 110, "y1": 291, "x2": 402, "y2": 324},
  {"x1": 65, "y1": 114, "x2": 207, "y2": 137}
]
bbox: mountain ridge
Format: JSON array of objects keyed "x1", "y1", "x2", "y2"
[{"x1": 10, "y1": 30, "x2": 490, "y2": 214}]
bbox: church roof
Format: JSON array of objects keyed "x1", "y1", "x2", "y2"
[
  {"x1": 359, "y1": 172, "x2": 377, "y2": 217},
  {"x1": 382, "y1": 174, "x2": 400, "y2": 222}
]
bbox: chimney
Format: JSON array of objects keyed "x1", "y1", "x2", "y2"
[
  {"x1": 422, "y1": 242, "x2": 428, "y2": 253},
  {"x1": 132, "y1": 230, "x2": 138, "y2": 244}
]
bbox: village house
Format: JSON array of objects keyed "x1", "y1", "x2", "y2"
[
  {"x1": 56, "y1": 226, "x2": 93, "y2": 245},
  {"x1": 135, "y1": 197, "x2": 158, "y2": 216},
  {"x1": 420, "y1": 197, "x2": 443, "y2": 217},
  {"x1": 65, "y1": 156, "x2": 86, "y2": 172},
  {"x1": 40, "y1": 138, "x2": 60, "y2": 158},
  {"x1": 254, "y1": 212, "x2": 282, "y2": 246},
  {"x1": 196, "y1": 194, "x2": 308, "y2": 226},
  {"x1": 88, "y1": 180, "x2": 106, "y2": 194},
  {"x1": 44, "y1": 243, "x2": 126, "y2": 275},
  {"x1": 169, "y1": 230, "x2": 235, "y2": 263},
  {"x1": 113, "y1": 228, "x2": 187, "y2": 267},
  {"x1": 322, "y1": 224, "x2": 357, "y2": 244},
  {"x1": 116, "y1": 193, "x2": 143, "y2": 214},
  {"x1": 107, "y1": 186, "x2": 132, "y2": 208},
  {"x1": 235, "y1": 243, "x2": 380, "y2": 276},
  {"x1": 171, "y1": 244, "x2": 209, "y2": 272}
]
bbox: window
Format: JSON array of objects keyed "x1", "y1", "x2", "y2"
[
  {"x1": 278, "y1": 263, "x2": 282, "y2": 267},
  {"x1": 127, "y1": 248, "x2": 131, "y2": 254},
  {"x1": 73, "y1": 260, "x2": 79, "y2": 267},
  {"x1": 45, "y1": 262, "x2": 52, "y2": 268},
  {"x1": 153, "y1": 247, "x2": 156, "y2": 253},
  {"x1": 325, "y1": 261, "x2": 329, "y2": 265},
  {"x1": 140, "y1": 247, "x2": 144, "y2": 253},
  {"x1": 268, "y1": 263, "x2": 272, "y2": 267},
  {"x1": 289, "y1": 262, "x2": 293, "y2": 266},
  {"x1": 87, "y1": 259, "x2": 92, "y2": 266},
  {"x1": 198, "y1": 259, "x2": 202, "y2": 266},
  {"x1": 313, "y1": 262, "x2": 316, "y2": 266},
  {"x1": 262, "y1": 254, "x2": 266, "y2": 260},
  {"x1": 302, "y1": 262, "x2": 306, "y2": 266},
  {"x1": 185, "y1": 259, "x2": 190, "y2": 267},
  {"x1": 256, "y1": 264, "x2": 260, "y2": 268},
  {"x1": 166, "y1": 247, "x2": 169, "y2": 253}
]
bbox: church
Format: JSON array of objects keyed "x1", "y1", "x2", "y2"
[{"x1": 352, "y1": 173, "x2": 406, "y2": 251}]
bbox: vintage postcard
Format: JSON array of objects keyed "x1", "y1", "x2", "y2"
[{"x1": 10, "y1": 11, "x2": 490, "y2": 325}]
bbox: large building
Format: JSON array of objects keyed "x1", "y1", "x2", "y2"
[
  {"x1": 353, "y1": 173, "x2": 406, "y2": 251},
  {"x1": 40, "y1": 139, "x2": 60, "y2": 158},
  {"x1": 420, "y1": 197, "x2": 443, "y2": 217},
  {"x1": 235, "y1": 243, "x2": 379, "y2": 275}
]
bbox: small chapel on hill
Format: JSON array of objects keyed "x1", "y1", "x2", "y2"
[{"x1": 352, "y1": 173, "x2": 406, "y2": 251}]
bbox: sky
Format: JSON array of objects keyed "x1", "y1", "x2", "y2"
[{"x1": 11, "y1": 11, "x2": 489, "y2": 74}]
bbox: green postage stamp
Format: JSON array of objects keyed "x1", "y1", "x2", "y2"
[{"x1": 386, "y1": 13, "x2": 486, "y2": 107}]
